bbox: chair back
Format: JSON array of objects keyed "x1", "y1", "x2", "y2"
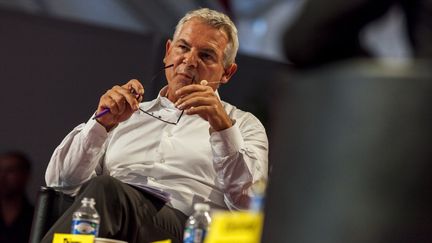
[{"x1": 29, "y1": 186, "x2": 74, "y2": 243}]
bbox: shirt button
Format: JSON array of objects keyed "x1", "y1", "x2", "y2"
[{"x1": 160, "y1": 159, "x2": 165, "y2": 163}]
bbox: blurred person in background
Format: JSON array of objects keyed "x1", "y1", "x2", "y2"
[
  {"x1": 283, "y1": 0, "x2": 432, "y2": 67},
  {"x1": 0, "y1": 151, "x2": 34, "y2": 243}
]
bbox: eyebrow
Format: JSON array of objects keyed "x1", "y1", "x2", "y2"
[{"x1": 177, "y1": 39, "x2": 218, "y2": 57}]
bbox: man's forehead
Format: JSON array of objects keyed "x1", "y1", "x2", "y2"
[
  {"x1": 175, "y1": 20, "x2": 228, "y2": 50},
  {"x1": 178, "y1": 18, "x2": 228, "y2": 39}
]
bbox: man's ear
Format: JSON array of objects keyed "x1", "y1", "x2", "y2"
[
  {"x1": 163, "y1": 39, "x2": 172, "y2": 64},
  {"x1": 220, "y1": 63, "x2": 238, "y2": 84}
]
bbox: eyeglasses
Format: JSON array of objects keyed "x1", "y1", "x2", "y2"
[
  {"x1": 139, "y1": 107, "x2": 184, "y2": 125},
  {"x1": 138, "y1": 64, "x2": 186, "y2": 125}
]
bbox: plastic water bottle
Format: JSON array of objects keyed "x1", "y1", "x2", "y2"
[
  {"x1": 71, "y1": 197, "x2": 100, "y2": 236},
  {"x1": 249, "y1": 193, "x2": 264, "y2": 212},
  {"x1": 183, "y1": 203, "x2": 211, "y2": 243},
  {"x1": 249, "y1": 179, "x2": 267, "y2": 212}
]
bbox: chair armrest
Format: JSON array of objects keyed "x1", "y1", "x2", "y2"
[{"x1": 29, "y1": 186, "x2": 75, "y2": 243}]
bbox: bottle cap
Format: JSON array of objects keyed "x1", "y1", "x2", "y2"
[
  {"x1": 194, "y1": 203, "x2": 210, "y2": 211},
  {"x1": 82, "y1": 197, "x2": 96, "y2": 205}
]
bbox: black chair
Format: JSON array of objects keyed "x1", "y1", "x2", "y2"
[{"x1": 29, "y1": 186, "x2": 75, "y2": 243}]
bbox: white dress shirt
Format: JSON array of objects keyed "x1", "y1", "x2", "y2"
[{"x1": 45, "y1": 87, "x2": 268, "y2": 215}]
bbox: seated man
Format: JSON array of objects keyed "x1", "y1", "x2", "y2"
[{"x1": 42, "y1": 7, "x2": 268, "y2": 243}]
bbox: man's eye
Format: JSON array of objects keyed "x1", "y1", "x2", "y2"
[
  {"x1": 200, "y1": 53, "x2": 213, "y2": 60},
  {"x1": 178, "y1": 45, "x2": 188, "y2": 50}
]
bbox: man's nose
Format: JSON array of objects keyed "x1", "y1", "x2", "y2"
[{"x1": 183, "y1": 51, "x2": 198, "y2": 68}]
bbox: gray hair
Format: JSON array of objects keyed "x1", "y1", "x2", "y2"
[{"x1": 173, "y1": 8, "x2": 239, "y2": 68}]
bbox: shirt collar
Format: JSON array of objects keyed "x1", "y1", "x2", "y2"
[{"x1": 159, "y1": 86, "x2": 176, "y2": 109}]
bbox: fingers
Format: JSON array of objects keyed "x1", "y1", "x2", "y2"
[
  {"x1": 182, "y1": 104, "x2": 218, "y2": 118},
  {"x1": 102, "y1": 89, "x2": 122, "y2": 114},
  {"x1": 174, "y1": 81, "x2": 232, "y2": 131},
  {"x1": 122, "y1": 79, "x2": 145, "y2": 101},
  {"x1": 175, "y1": 84, "x2": 214, "y2": 108},
  {"x1": 175, "y1": 83, "x2": 209, "y2": 98},
  {"x1": 175, "y1": 96, "x2": 213, "y2": 111},
  {"x1": 113, "y1": 85, "x2": 140, "y2": 111},
  {"x1": 180, "y1": 98, "x2": 232, "y2": 131},
  {"x1": 96, "y1": 79, "x2": 144, "y2": 130},
  {"x1": 174, "y1": 84, "x2": 221, "y2": 119},
  {"x1": 99, "y1": 85, "x2": 138, "y2": 115}
]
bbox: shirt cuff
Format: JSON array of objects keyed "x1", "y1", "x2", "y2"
[
  {"x1": 82, "y1": 117, "x2": 109, "y2": 148},
  {"x1": 210, "y1": 120, "x2": 244, "y2": 158}
]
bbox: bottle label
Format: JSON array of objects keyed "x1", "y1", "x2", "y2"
[
  {"x1": 250, "y1": 195, "x2": 264, "y2": 212},
  {"x1": 71, "y1": 219, "x2": 99, "y2": 236},
  {"x1": 183, "y1": 227, "x2": 206, "y2": 243}
]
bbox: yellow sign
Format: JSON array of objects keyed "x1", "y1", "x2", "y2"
[
  {"x1": 205, "y1": 211, "x2": 264, "y2": 243},
  {"x1": 52, "y1": 233, "x2": 95, "y2": 243},
  {"x1": 151, "y1": 240, "x2": 172, "y2": 243}
]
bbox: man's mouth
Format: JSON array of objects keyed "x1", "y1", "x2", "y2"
[
  {"x1": 177, "y1": 73, "x2": 198, "y2": 84},
  {"x1": 178, "y1": 73, "x2": 192, "y2": 79}
]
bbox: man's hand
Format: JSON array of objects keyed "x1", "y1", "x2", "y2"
[
  {"x1": 95, "y1": 79, "x2": 144, "y2": 131},
  {"x1": 174, "y1": 81, "x2": 232, "y2": 131}
]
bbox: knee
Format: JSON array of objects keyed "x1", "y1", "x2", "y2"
[
  {"x1": 79, "y1": 175, "x2": 124, "y2": 200},
  {"x1": 86, "y1": 175, "x2": 121, "y2": 191}
]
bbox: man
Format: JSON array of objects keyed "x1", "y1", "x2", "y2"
[
  {"x1": 42, "y1": 8, "x2": 268, "y2": 243},
  {"x1": 0, "y1": 151, "x2": 34, "y2": 243}
]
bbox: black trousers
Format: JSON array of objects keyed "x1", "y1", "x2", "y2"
[{"x1": 41, "y1": 175, "x2": 188, "y2": 243}]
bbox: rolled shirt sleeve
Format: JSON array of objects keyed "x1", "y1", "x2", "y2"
[
  {"x1": 210, "y1": 114, "x2": 269, "y2": 210},
  {"x1": 45, "y1": 117, "x2": 109, "y2": 194}
]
